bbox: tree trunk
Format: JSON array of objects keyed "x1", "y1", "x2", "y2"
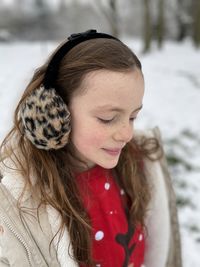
[
  {"x1": 142, "y1": 0, "x2": 152, "y2": 53},
  {"x1": 109, "y1": 0, "x2": 119, "y2": 37},
  {"x1": 94, "y1": 0, "x2": 119, "y2": 38},
  {"x1": 192, "y1": 0, "x2": 200, "y2": 47},
  {"x1": 156, "y1": 0, "x2": 164, "y2": 49},
  {"x1": 176, "y1": 0, "x2": 187, "y2": 41}
]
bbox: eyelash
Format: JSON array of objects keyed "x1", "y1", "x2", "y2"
[
  {"x1": 98, "y1": 118, "x2": 114, "y2": 124},
  {"x1": 98, "y1": 117, "x2": 137, "y2": 124}
]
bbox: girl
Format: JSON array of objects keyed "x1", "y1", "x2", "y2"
[{"x1": 0, "y1": 30, "x2": 181, "y2": 267}]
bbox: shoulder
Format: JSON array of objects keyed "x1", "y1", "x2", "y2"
[
  {"x1": 0, "y1": 182, "x2": 31, "y2": 266},
  {"x1": 0, "y1": 156, "x2": 36, "y2": 204},
  {"x1": 0, "y1": 165, "x2": 77, "y2": 267},
  {"x1": 137, "y1": 127, "x2": 182, "y2": 267},
  {"x1": 0, "y1": 179, "x2": 61, "y2": 266}
]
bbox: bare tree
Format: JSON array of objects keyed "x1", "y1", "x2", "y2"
[
  {"x1": 94, "y1": 0, "x2": 119, "y2": 37},
  {"x1": 109, "y1": 0, "x2": 119, "y2": 37},
  {"x1": 59, "y1": 0, "x2": 67, "y2": 10},
  {"x1": 142, "y1": 0, "x2": 152, "y2": 53},
  {"x1": 156, "y1": 0, "x2": 165, "y2": 48},
  {"x1": 192, "y1": 0, "x2": 200, "y2": 47},
  {"x1": 14, "y1": 0, "x2": 24, "y2": 13},
  {"x1": 34, "y1": 0, "x2": 49, "y2": 16},
  {"x1": 176, "y1": 0, "x2": 186, "y2": 41}
]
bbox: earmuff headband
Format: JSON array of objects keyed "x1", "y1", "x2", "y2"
[
  {"x1": 43, "y1": 29, "x2": 119, "y2": 89},
  {"x1": 21, "y1": 29, "x2": 120, "y2": 150}
]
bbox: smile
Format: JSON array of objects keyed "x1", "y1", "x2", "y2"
[{"x1": 102, "y1": 148, "x2": 122, "y2": 156}]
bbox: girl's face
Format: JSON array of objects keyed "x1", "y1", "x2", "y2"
[{"x1": 69, "y1": 69, "x2": 144, "y2": 169}]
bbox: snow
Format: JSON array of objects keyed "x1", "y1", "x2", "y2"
[{"x1": 0, "y1": 39, "x2": 200, "y2": 266}]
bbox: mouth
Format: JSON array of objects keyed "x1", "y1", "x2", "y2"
[{"x1": 102, "y1": 148, "x2": 122, "y2": 156}]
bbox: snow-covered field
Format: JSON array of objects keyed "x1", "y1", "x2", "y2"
[{"x1": 0, "y1": 39, "x2": 200, "y2": 266}]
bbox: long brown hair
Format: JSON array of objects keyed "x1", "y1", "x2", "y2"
[{"x1": 0, "y1": 38, "x2": 160, "y2": 266}]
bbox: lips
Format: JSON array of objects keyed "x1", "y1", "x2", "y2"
[{"x1": 102, "y1": 148, "x2": 122, "y2": 156}]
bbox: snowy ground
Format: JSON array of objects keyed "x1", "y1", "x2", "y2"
[{"x1": 0, "y1": 39, "x2": 200, "y2": 266}]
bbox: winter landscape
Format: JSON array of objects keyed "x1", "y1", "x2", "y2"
[{"x1": 0, "y1": 38, "x2": 200, "y2": 266}]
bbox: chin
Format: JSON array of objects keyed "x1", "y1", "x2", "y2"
[{"x1": 99, "y1": 159, "x2": 119, "y2": 169}]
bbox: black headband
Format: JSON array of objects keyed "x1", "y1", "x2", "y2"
[{"x1": 43, "y1": 29, "x2": 120, "y2": 89}]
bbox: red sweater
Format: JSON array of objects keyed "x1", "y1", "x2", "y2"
[{"x1": 76, "y1": 165, "x2": 145, "y2": 267}]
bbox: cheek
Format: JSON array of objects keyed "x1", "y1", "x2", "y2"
[
  {"x1": 82, "y1": 129, "x2": 107, "y2": 149},
  {"x1": 71, "y1": 120, "x2": 108, "y2": 149}
]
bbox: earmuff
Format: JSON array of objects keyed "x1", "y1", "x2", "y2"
[{"x1": 20, "y1": 29, "x2": 119, "y2": 150}]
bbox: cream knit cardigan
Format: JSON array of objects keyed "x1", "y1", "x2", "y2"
[{"x1": 0, "y1": 128, "x2": 181, "y2": 267}]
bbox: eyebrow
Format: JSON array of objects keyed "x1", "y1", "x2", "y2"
[{"x1": 94, "y1": 104, "x2": 143, "y2": 113}]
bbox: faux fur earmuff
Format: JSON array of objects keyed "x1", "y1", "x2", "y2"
[{"x1": 21, "y1": 85, "x2": 71, "y2": 150}]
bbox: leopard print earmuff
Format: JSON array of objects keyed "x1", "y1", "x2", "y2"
[{"x1": 20, "y1": 29, "x2": 119, "y2": 150}]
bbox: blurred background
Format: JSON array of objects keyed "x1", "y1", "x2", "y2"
[
  {"x1": 0, "y1": 0, "x2": 200, "y2": 266},
  {"x1": 0, "y1": 0, "x2": 200, "y2": 49}
]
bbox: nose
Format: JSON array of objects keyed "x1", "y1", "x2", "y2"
[{"x1": 113, "y1": 122, "x2": 134, "y2": 143}]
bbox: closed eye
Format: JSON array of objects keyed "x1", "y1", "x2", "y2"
[
  {"x1": 98, "y1": 118, "x2": 114, "y2": 124},
  {"x1": 98, "y1": 117, "x2": 137, "y2": 125}
]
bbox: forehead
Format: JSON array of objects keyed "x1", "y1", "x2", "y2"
[{"x1": 71, "y1": 69, "x2": 144, "y2": 110}]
